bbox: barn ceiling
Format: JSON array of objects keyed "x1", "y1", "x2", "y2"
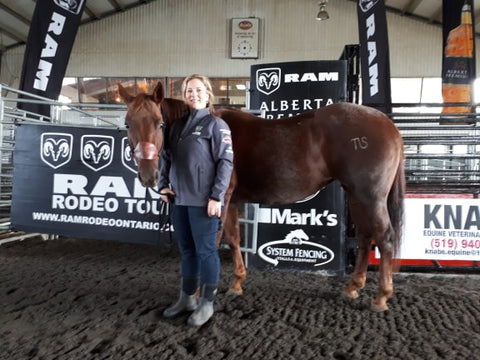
[
  {"x1": 0, "y1": 0, "x2": 479, "y2": 51},
  {"x1": 0, "y1": 0, "x2": 156, "y2": 51}
]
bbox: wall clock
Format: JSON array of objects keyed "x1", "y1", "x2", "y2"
[{"x1": 231, "y1": 18, "x2": 259, "y2": 59}]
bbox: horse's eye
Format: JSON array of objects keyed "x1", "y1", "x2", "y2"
[
  {"x1": 159, "y1": 122, "x2": 166, "y2": 129},
  {"x1": 125, "y1": 124, "x2": 130, "y2": 129}
]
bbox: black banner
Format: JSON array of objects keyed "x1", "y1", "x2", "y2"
[
  {"x1": 441, "y1": 0, "x2": 476, "y2": 115},
  {"x1": 356, "y1": 0, "x2": 392, "y2": 114},
  {"x1": 18, "y1": 0, "x2": 86, "y2": 117},
  {"x1": 249, "y1": 60, "x2": 347, "y2": 119},
  {"x1": 248, "y1": 182, "x2": 345, "y2": 274},
  {"x1": 248, "y1": 61, "x2": 347, "y2": 274},
  {"x1": 11, "y1": 123, "x2": 172, "y2": 247}
]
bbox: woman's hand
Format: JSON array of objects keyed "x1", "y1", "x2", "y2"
[
  {"x1": 159, "y1": 188, "x2": 175, "y2": 203},
  {"x1": 207, "y1": 198, "x2": 222, "y2": 218}
]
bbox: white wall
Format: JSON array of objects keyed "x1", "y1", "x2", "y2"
[{"x1": 1, "y1": 0, "x2": 477, "y2": 87}]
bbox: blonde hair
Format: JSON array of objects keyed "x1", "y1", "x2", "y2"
[{"x1": 182, "y1": 74, "x2": 215, "y2": 110}]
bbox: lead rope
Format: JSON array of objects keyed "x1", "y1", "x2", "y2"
[
  {"x1": 149, "y1": 189, "x2": 173, "y2": 246},
  {"x1": 155, "y1": 105, "x2": 173, "y2": 244},
  {"x1": 159, "y1": 196, "x2": 173, "y2": 244}
]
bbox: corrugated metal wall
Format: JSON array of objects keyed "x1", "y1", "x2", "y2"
[
  {"x1": 1, "y1": 0, "x2": 478, "y2": 86},
  {"x1": 68, "y1": 0, "x2": 362, "y2": 77}
]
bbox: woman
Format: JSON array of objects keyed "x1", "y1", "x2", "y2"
[{"x1": 159, "y1": 74, "x2": 234, "y2": 327}]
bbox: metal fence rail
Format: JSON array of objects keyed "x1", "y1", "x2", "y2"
[
  {"x1": 2, "y1": 84, "x2": 480, "y2": 240},
  {"x1": 0, "y1": 84, "x2": 126, "y2": 238},
  {"x1": 393, "y1": 109, "x2": 480, "y2": 195}
]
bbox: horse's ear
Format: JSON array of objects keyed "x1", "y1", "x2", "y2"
[
  {"x1": 118, "y1": 84, "x2": 134, "y2": 104},
  {"x1": 152, "y1": 82, "x2": 165, "y2": 104}
]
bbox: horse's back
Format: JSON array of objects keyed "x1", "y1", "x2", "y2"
[
  {"x1": 313, "y1": 103, "x2": 404, "y2": 199},
  {"x1": 215, "y1": 103, "x2": 403, "y2": 205},
  {"x1": 314, "y1": 102, "x2": 400, "y2": 141}
]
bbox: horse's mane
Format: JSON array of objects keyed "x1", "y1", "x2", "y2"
[
  {"x1": 127, "y1": 94, "x2": 189, "y2": 125},
  {"x1": 161, "y1": 98, "x2": 189, "y2": 125}
]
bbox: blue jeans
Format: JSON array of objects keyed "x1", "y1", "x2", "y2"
[{"x1": 172, "y1": 205, "x2": 220, "y2": 284}]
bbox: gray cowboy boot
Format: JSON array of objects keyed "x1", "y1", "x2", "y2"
[
  {"x1": 187, "y1": 283, "x2": 217, "y2": 327},
  {"x1": 163, "y1": 277, "x2": 199, "y2": 319}
]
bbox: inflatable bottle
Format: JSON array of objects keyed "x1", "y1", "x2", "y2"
[{"x1": 441, "y1": 2, "x2": 474, "y2": 115}]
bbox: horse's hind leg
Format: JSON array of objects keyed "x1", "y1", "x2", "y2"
[
  {"x1": 372, "y1": 223, "x2": 395, "y2": 311},
  {"x1": 343, "y1": 200, "x2": 394, "y2": 311},
  {"x1": 343, "y1": 233, "x2": 371, "y2": 300},
  {"x1": 343, "y1": 198, "x2": 371, "y2": 299}
]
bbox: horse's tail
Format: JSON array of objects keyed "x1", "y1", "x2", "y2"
[{"x1": 388, "y1": 156, "x2": 406, "y2": 260}]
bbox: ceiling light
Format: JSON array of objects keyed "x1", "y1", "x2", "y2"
[{"x1": 316, "y1": 1, "x2": 329, "y2": 21}]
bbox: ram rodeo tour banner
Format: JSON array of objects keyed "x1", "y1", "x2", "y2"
[{"x1": 11, "y1": 124, "x2": 171, "y2": 246}]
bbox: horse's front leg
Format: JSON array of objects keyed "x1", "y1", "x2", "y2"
[
  {"x1": 371, "y1": 231, "x2": 395, "y2": 312},
  {"x1": 216, "y1": 173, "x2": 246, "y2": 295},
  {"x1": 215, "y1": 212, "x2": 246, "y2": 296},
  {"x1": 221, "y1": 204, "x2": 246, "y2": 295}
]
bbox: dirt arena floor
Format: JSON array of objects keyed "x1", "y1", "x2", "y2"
[{"x1": 1, "y1": 236, "x2": 479, "y2": 360}]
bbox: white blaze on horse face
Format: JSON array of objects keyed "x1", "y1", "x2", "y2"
[{"x1": 185, "y1": 78, "x2": 208, "y2": 110}]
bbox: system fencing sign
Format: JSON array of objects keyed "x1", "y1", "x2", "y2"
[
  {"x1": 11, "y1": 123, "x2": 172, "y2": 246},
  {"x1": 248, "y1": 60, "x2": 347, "y2": 274},
  {"x1": 248, "y1": 182, "x2": 345, "y2": 273}
]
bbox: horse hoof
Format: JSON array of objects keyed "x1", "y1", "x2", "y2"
[
  {"x1": 371, "y1": 301, "x2": 389, "y2": 312},
  {"x1": 342, "y1": 289, "x2": 359, "y2": 300},
  {"x1": 226, "y1": 288, "x2": 243, "y2": 296}
]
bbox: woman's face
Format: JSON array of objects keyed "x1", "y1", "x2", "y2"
[{"x1": 185, "y1": 78, "x2": 209, "y2": 110}]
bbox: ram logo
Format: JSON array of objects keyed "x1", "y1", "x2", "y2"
[
  {"x1": 80, "y1": 135, "x2": 114, "y2": 171},
  {"x1": 54, "y1": 0, "x2": 85, "y2": 15},
  {"x1": 40, "y1": 133, "x2": 73, "y2": 169},
  {"x1": 256, "y1": 67, "x2": 281, "y2": 95},
  {"x1": 359, "y1": 0, "x2": 379, "y2": 12},
  {"x1": 121, "y1": 137, "x2": 137, "y2": 174}
]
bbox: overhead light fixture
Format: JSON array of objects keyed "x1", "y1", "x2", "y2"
[{"x1": 316, "y1": 1, "x2": 329, "y2": 21}]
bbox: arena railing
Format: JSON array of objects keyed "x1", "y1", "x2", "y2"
[
  {"x1": 2, "y1": 84, "x2": 480, "y2": 242},
  {"x1": 391, "y1": 103, "x2": 480, "y2": 197},
  {"x1": 0, "y1": 84, "x2": 127, "y2": 241}
]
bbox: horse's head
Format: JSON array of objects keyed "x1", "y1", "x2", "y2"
[{"x1": 118, "y1": 82, "x2": 166, "y2": 188}]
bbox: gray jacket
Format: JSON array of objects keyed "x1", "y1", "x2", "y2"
[{"x1": 159, "y1": 108, "x2": 234, "y2": 206}]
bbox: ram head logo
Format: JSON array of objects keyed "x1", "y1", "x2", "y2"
[
  {"x1": 121, "y1": 136, "x2": 138, "y2": 174},
  {"x1": 256, "y1": 67, "x2": 281, "y2": 95},
  {"x1": 54, "y1": 0, "x2": 85, "y2": 15},
  {"x1": 40, "y1": 133, "x2": 73, "y2": 169},
  {"x1": 359, "y1": 0, "x2": 380, "y2": 12},
  {"x1": 80, "y1": 135, "x2": 114, "y2": 171}
]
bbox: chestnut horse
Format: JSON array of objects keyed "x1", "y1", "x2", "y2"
[{"x1": 119, "y1": 82, "x2": 405, "y2": 311}]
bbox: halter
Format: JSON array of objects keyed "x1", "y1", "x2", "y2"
[{"x1": 133, "y1": 141, "x2": 160, "y2": 160}]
